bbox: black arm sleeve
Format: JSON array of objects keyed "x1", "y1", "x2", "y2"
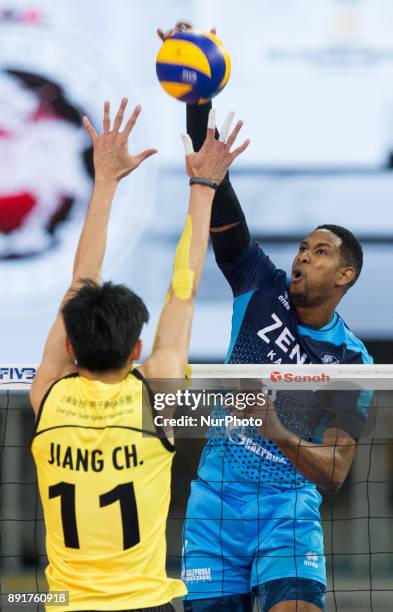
[
  {"x1": 210, "y1": 217, "x2": 251, "y2": 264},
  {"x1": 186, "y1": 103, "x2": 251, "y2": 260}
]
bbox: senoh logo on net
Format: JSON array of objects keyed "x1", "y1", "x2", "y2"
[{"x1": 270, "y1": 371, "x2": 330, "y2": 383}]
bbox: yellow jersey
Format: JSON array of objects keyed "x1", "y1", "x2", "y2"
[{"x1": 31, "y1": 370, "x2": 186, "y2": 611}]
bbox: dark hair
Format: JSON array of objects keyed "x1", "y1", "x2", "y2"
[
  {"x1": 62, "y1": 280, "x2": 149, "y2": 372},
  {"x1": 316, "y1": 224, "x2": 363, "y2": 288}
]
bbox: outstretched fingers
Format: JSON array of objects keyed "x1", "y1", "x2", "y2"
[
  {"x1": 226, "y1": 116, "x2": 250, "y2": 160},
  {"x1": 122, "y1": 104, "x2": 142, "y2": 138},
  {"x1": 181, "y1": 133, "x2": 194, "y2": 155},
  {"x1": 112, "y1": 97, "x2": 128, "y2": 133},
  {"x1": 134, "y1": 148, "x2": 158, "y2": 166},
  {"x1": 230, "y1": 138, "x2": 251, "y2": 160},
  {"x1": 225, "y1": 120, "x2": 244, "y2": 150},
  {"x1": 206, "y1": 108, "x2": 216, "y2": 141},
  {"x1": 82, "y1": 115, "x2": 97, "y2": 141},
  {"x1": 103, "y1": 100, "x2": 110, "y2": 133},
  {"x1": 175, "y1": 21, "x2": 192, "y2": 31},
  {"x1": 218, "y1": 111, "x2": 235, "y2": 143},
  {"x1": 157, "y1": 21, "x2": 192, "y2": 41}
]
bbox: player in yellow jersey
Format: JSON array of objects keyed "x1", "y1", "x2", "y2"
[{"x1": 29, "y1": 97, "x2": 250, "y2": 612}]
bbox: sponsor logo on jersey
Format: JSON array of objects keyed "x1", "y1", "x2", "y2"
[
  {"x1": 257, "y1": 313, "x2": 308, "y2": 364},
  {"x1": 304, "y1": 551, "x2": 319, "y2": 568},
  {"x1": 182, "y1": 567, "x2": 212, "y2": 583},
  {"x1": 278, "y1": 292, "x2": 291, "y2": 311},
  {"x1": 238, "y1": 433, "x2": 287, "y2": 463}
]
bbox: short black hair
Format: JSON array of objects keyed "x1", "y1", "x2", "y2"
[
  {"x1": 62, "y1": 280, "x2": 149, "y2": 372},
  {"x1": 316, "y1": 224, "x2": 363, "y2": 287}
]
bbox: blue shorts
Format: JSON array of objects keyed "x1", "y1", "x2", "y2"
[
  {"x1": 182, "y1": 479, "x2": 326, "y2": 599},
  {"x1": 183, "y1": 579, "x2": 325, "y2": 611}
]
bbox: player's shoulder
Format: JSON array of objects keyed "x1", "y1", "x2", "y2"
[
  {"x1": 335, "y1": 313, "x2": 373, "y2": 364},
  {"x1": 221, "y1": 240, "x2": 283, "y2": 280},
  {"x1": 33, "y1": 371, "x2": 79, "y2": 426},
  {"x1": 41, "y1": 371, "x2": 79, "y2": 399}
]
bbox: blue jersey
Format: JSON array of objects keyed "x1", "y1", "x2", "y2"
[{"x1": 198, "y1": 240, "x2": 373, "y2": 490}]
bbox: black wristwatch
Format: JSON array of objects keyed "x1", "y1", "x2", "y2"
[{"x1": 189, "y1": 176, "x2": 219, "y2": 190}]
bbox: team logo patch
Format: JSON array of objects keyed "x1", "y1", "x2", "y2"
[{"x1": 321, "y1": 354, "x2": 340, "y2": 364}]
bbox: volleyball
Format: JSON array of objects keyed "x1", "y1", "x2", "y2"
[{"x1": 156, "y1": 30, "x2": 231, "y2": 104}]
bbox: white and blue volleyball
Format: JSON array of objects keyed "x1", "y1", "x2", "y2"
[{"x1": 156, "y1": 30, "x2": 231, "y2": 104}]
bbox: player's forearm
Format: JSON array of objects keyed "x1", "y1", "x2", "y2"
[
  {"x1": 72, "y1": 178, "x2": 118, "y2": 282},
  {"x1": 265, "y1": 409, "x2": 351, "y2": 489},
  {"x1": 187, "y1": 183, "x2": 215, "y2": 291},
  {"x1": 152, "y1": 184, "x2": 214, "y2": 357},
  {"x1": 273, "y1": 429, "x2": 350, "y2": 490}
]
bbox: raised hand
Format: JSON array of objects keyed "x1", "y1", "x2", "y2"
[
  {"x1": 181, "y1": 109, "x2": 250, "y2": 185},
  {"x1": 157, "y1": 21, "x2": 216, "y2": 40},
  {"x1": 83, "y1": 98, "x2": 157, "y2": 183}
]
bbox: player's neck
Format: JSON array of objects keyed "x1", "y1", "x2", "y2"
[
  {"x1": 78, "y1": 365, "x2": 132, "y2": 384},
  {"x1": 295, "y1": 303, "x2": 336, "y2": 329}
]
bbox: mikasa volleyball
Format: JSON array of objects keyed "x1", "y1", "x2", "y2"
[{"x1": 156, "y1": 30, "x2": 231, "y2": 104}]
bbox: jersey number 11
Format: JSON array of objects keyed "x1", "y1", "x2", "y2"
[{"x1": 49, "y1": 481, "x2": 140, "y2": 550}]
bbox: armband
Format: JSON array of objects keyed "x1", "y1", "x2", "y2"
[{"x1": 190, "y1": 177, "x2": 218, "y2": 190}]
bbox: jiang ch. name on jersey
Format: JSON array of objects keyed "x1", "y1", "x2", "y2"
[{"x1": 48, "y1": 442, "x2": 142, "y2": 472}]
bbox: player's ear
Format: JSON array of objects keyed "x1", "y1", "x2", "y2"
[
  {"x1": 130, "y1": 339, "x2": 142, "y2": 363},
  {"x1": 336, "y1": 266, "x2": 355, "y2": 290},
  {"x1": 65, "y1": 336, "x2": 75, "y2": 359}
]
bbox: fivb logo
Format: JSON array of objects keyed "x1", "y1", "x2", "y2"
[
  {"x1": 270, "y1": 371, "x2": 330, "y2": 383},
  {"x1": 0, "y1": 367, "x2": 36, "y2": 385}
]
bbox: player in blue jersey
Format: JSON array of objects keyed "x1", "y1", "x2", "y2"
[
  {"x1": 158, "y1": 22, "x2": 373, "y2": 612},
  {"x1": 182, "y1": 114, "x2": 372, "y2": 612}
]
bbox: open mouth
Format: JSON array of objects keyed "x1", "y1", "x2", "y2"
[{"x1": 291, "y1": 268, "x2": 304, "y2": 283}]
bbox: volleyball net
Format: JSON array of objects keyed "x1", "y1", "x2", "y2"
[{"x1": 1, "y1": 364, "x2": 392, "y2": 611}]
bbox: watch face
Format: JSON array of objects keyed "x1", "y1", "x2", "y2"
[{"x1": 0, "y1": 16, "x2": 154, "y2": 313}]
